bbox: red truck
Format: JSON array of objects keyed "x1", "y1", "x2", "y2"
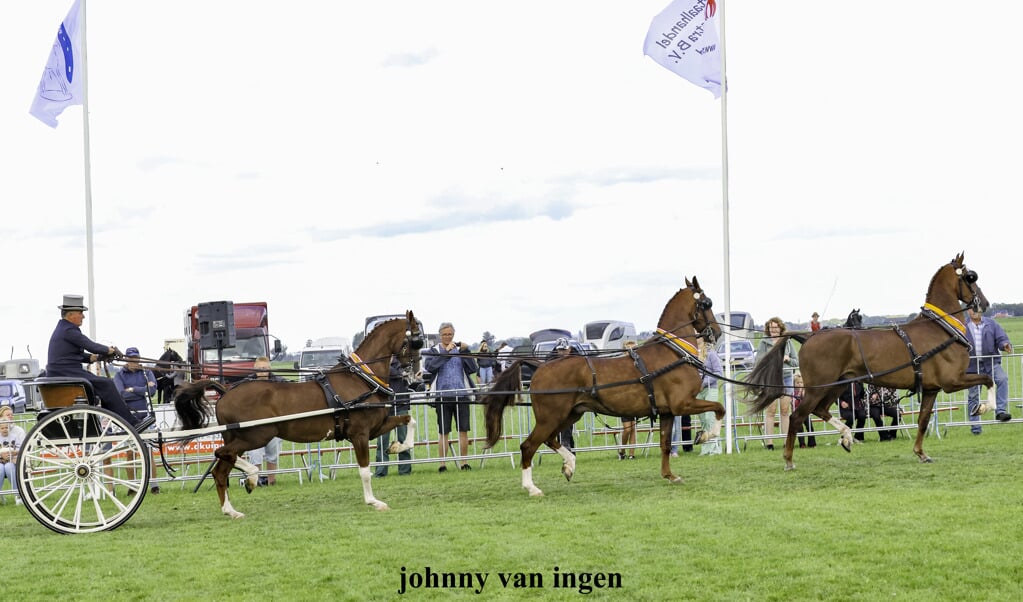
[{"x1": 184, "y1": 301, "x2": 281, "y2": 383}]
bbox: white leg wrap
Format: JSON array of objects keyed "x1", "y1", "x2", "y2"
[
  {"x1": 556, "y1": 445, "x2": 576, "y2": 481},
  {"x1": 388, "y1": 417, "x2": 416, "y2": 454}
]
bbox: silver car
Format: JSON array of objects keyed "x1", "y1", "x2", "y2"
[{"x1": 715, "y1": 339, "x2": 756, "y2": 370}]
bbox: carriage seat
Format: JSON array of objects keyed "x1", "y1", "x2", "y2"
[{"x1": 25, "y1": 377, "x2": 98, "y2": 409}]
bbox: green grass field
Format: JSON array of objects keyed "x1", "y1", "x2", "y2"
[{"x1": 3, "y1": 423, "x2": 1022, "y2": 601}]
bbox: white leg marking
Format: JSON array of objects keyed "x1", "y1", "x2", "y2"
[
  {"x1": 221, "y1": 492, "x2": 245, "y2": 519},
  {"x1": 521, "y1": 465, "x2": 543, "y2": 497},
  {"x1": 360, "y1": 466, "x2": 389, "y2": 511}
]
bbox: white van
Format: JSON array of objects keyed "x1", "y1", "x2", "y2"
[
  {"x1": 583, "y1": 320, "x2": 637, "y2": 350},
  {"x1": 714, "y1": 311, "x2": 755, "y2": 333}
]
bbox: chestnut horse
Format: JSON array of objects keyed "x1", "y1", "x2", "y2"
[
  {"x1": 747, "y1": 253, "x2": 990, "y2": 470},
  {"x1": 483, "y1": 277, "x2": 723, "y2": 496},
  {"x1": 174, "y1": 310, "x2": 424, "y2": 518}
]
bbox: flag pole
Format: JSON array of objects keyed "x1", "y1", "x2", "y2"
[
  {"x1": 718, "y1": 0, "x2": 734, "y2": 455},
  {"x1": 80, "y1": 0, "x2": 97, "y2": 340}
]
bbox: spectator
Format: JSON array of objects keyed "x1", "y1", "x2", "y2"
[
  {"x1": 792, "y1": 372, "x2": 816, "y2": 448},
  {"x1": 476, "y1": 341, "x2": 496, "y2": 385},
  {"x1": 240, "y1": 356, "x2": 285, "y2": 486},
  {"x1": 695, "y1": 338, "x2": 722, "y2": 456},
  {"x1": 965, "y1": 307, "x2": 1013, "y2": 433},
  {"x1": 424, "y1": 322, "x2": 478, "y2": 472},
  {"x1": 494, "y1": 340, "x2": 514, "y2": 374},
  {"x1": 867, "y1": 384, "x2": 900, "y2": 441},
  {"x1": 810, "y1": 312, "x2": 821, "y2": 332},
  {"x1": 114, "y1": 347, "x2": 160, "y2": 493},
  {"x1": 755, "y1": 317, "x2": 798, "y2": 450},
  {"x1": 374, "y1": 356, "x2": 413, "y2": 477},
  {"x1": 0, "y1": 406, "x2": 25, "y2": 505},
  {"x1": 45, "y1": 294, "x2": 151, "y2": 431},
  {"x1": 620, "y1": 340, "x2": 639, "y2": 460},
  {"x1": 838, "y1": 382, "x2": 867, "y2": 442}
]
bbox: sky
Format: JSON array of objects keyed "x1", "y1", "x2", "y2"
[{"x1": 2, "y1": 1, "x2": 1021, "y2": 366}]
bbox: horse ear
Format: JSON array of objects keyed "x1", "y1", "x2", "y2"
[
  {"x1": 691, "y1": 275, "x2": 700, "y2": 290},
  {"x1": 953, "y1": 252, "x2": 964, "y2": 267},
  {"x1": 685, "y1": 276, "x2": 693, "y2": 288}
]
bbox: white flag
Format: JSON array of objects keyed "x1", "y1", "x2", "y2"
[
  {"x1": 30, "y1": 0, "x2": 84, "y2": 128},
  {"x1": 643, "y1": 0, "x2": 722, "y2": 98}
]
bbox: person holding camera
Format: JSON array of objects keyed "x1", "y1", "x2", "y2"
[
  {"x1": 424, "y1": 322, "x2": 478, "y2": 472},
  {"x1": 46, "y1": 294, "x2": 151, "y2": 431}
]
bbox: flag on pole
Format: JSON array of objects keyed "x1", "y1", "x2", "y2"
[
  {"x1": 643, "y1": 0, "x2": 722, "y2": 98},
  {"x1": 30, "y1": 0, "x2": 84, "y2": 127}
]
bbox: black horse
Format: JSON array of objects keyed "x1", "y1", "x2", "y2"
[{"x1": 156, "y1": 347, "x2": 184, "y2": 404}]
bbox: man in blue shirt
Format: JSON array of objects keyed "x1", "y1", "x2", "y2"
[
  {"x1": 966, "y1": 307, "x2": 1013, "y2": 433},
  {"x1": 46, "y1": 294, "x2": 151, "y2": 431}
]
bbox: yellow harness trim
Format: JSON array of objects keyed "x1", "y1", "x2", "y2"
[
  {"x1": 655, "y1": 328, "x2": 698, "y2": 357},
  {"x1": 923, "y1": 303, "x2": 966, "y2": 335},
  {"x1": 349, "y1": 352, "x2": 387, "y2": 387}
]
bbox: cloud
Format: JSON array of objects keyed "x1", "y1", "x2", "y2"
[{"x1": 381, "y1": 48, "x2": 440, "y2": 68}]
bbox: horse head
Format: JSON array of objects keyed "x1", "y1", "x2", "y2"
[
  {"x1": 354, "y1": 310, "x2": 424, "y2": 388},
  {"x1": 659, "y1": 276, "x2": 720, "y2": 343},
  {"x1": 844, "y1": 308, "x2": 863, "y2": 329},
  {"x1": 402, "y1": 310, "x2": 425, "y2": 391},
  {"x1": 950, "y1": 252, "x2": 989, "y2": 313}
]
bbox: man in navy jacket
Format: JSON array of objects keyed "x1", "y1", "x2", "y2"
[
  {"x1": 46, "y1": 294, "x2": 150, "y2": 430},
  {"x1": 966, "y1": 307, "x2": 1013, "y2": 432}
]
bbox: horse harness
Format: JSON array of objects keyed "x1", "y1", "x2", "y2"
[
  {"x1": 309, "y1": 354, "x2": 395, "y2": 442},
  {"x1": 314, "y1": 316, "x2": 424, "y2": 441},
  {"x1": 853, "y1": 303, "x2": 969, "y2": 397},
  {"x1": 627, "y1": 328, "x2": 705, "y2": 421}
]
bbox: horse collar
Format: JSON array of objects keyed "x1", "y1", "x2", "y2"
[
  {"x1": 348, "y1": 352, "x2": 389, "y2": 387},
  {"x1": 655, "y1": 328, "x2": 698, "y2": 358},
  {"x1": 920, "y1": 303, "x2": 969, "y2": 346}
]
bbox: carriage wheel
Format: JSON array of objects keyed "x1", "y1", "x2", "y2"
[{"x1": 16, "y1": 406, "x2": 149, "y2": 534}]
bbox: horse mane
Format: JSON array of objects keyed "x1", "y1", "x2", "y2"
[
  {"x1": 923, "y1": 262, "x2": 949, "y2": 303},
  {"x1": 656, "y1": 288, "x2": 689, "y2": 327}
]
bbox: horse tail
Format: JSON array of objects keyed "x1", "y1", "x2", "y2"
[
  {"x1": 173, "y1": 379, "x2": 225, "y2": 430},
  {"x1": 744, "y1": 337, "x2": 788, "y2": 414},
  {"x1": 483, "y1": 360, "x2": 524, "y2": 448}
]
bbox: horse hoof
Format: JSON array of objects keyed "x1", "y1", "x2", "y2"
[
  {"x1": 668, "y1": 475, "x2": 683, "y2": 485},
  {"x1": 840, "y1": 441, "x2": 852, "y2": 453},
  {"x1": 528, "y1": 488, "x2": 544, "y2": 497},
  {"x1": 784, "y1": 463, "x2": 796, "y2": 472},
  {"x1": 225, "y1": 511, "x2": 244, "y2": 519},
  {"x1": 918, "y1": 456, "x2": 934, "y2": 464},
  {"x1": 561, "y1": 468, "x2": 574, "y2": 482},
  {"x1": 373, "y1": 503, "x2": 390, "y2": 511},
  {"x1": 693, "y1": 430, "x2": 708, "y2": 445}
]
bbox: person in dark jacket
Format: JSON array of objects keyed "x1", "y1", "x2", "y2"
[
  {"x1": 838, "y1": 381, "x2": 867, "y2": 442},
  {"x1": 45, "y1": 294, "x2": 149, "y2": 430},
  {"x1": 114, "y1": 346, "x2": 160, "y2": 492},
  {"x1": 375, "y1": 356, "x2": 413, "y2": 477}
]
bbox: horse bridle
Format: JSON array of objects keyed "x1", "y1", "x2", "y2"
[
  {"x1": 692, "y1": 291, "x2": 717, "y2": 342},
  {"x1": 955, "y1": 265, "x2": 981, "y2": 312},
  {"x1": 400, "y1": 317, "x2": 426, "y2": 390}
]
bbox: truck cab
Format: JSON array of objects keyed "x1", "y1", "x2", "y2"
[{"x1": 185, "y1": 302, "x2": 281, "y2": 383}]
